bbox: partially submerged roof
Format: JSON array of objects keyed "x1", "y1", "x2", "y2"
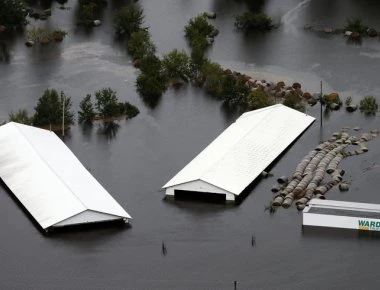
[
  {"x1": 0, "y1": 122, "x2": 131, "y2": 230},
  {"x1": 163, "y1": 104, "x2": 315, "y2": 196}
]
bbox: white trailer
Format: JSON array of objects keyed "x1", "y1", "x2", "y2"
[{"x1": 303, "y1": 199, "x2": 380, "y2": 231}]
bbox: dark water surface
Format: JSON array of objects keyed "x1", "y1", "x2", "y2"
[{"x1": 1, "y1": 0, "x2": 380, "y2": 289}]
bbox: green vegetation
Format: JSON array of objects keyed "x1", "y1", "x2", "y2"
[
  {"x1": 33, "y1": 89, "x2": 74, "y2": 127},
  {"x1": 127, "y1": 29, "x2": 156, "y2": 60},
  {"x1": 359, "y1": 96, "x2": 378, "y2": 115},
  {"x1": 113, "y1": 4, "x2": 144, "y2": 37},
  {"x1": 51, "y1": 29, "x2": 68, "y2": 41},
  {"x1": 113, "y1": 5, "x2": 167, "y2": 101},
  {"x1": 162, "y1": 49, "x2": 191, "y2": 82},
  {"x1": 0, "y1": 0, "x2": 28, "y2": 29},
  {"x1": 222, "y1": 75, "x2": 251, "y2": 106},
  {"x1": 9, "y1": 109, "x2": 33, "y2": 125},
  {"x1": 119, "y1": 102, "x2": 140, "y2": 119},
  {"x1": 344, "y1": 18, "x2": 368, "y2": 35},
  {"x1": 322, "y1": 93, "x2": 342, "y2": 106},
  {"x1": 345, "y1": 96, "x2": 352, "y2": 106},
  {"x1": 78, "y1": 88, "x2": 139, "y2": 122},
  {"x1": 247, "y1": 89, "x2": 272, "y2": 110},
  {"x1": 137, "y1": 55, "x2": 167, "y2": 98},
  {"x1": 235, "y1": 12, "x2": 273, "y2": 32},
  {"x1": 265, "y1": 201, "x2": 277, "y2": 214},
  {"x1": 77, "y1": 0, "x2": 107, "y2": 27},
  {"x1": 185, "y1": 15, "x2": 217, "y2": 50},
  {"x1": 95, "y1": 88, "x2": 120, "y2": 117},
  {"x1": 283, "y1": 92, "x2": 305, "y2": 111},
  {"x1": 78, "y1": 94, "x2": 96, "y2": 123},
  {"x1": 26, "y1": 28, "x2": 67, "y2": 43}
]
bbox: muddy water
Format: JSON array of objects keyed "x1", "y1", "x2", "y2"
[{"x1": 0, "y1": 0, "x2": 380, "y2": 289}]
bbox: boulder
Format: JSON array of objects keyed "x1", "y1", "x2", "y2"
[
  {"x1": 209, "y1": 27, "x2": 219, "y2": 37},
  {"x1": 308, "y1": 98, "x2": 318, "y2": 106},
  {"x1": 25, "y1": 40, "x2": 35, "y2": 47},
  {"x1": 346, "y1": 105, "x2": 358, "y2": 112},
  {"x1": 275, "y1": 91, "x2": 285, "y2": 99},
  {"x1": 224, "y1": 69, "x2": 232, "y2": 75},
  {"x1": 133, "y1": 59, "x2": 141, "y2": 68},
  {"x1": 295, "y1": 89, "x2": 303, "y2": 96},
  {"x1": 276, "y1": 81, "x2": 285, "y2": 88},
  {"x1": 303, "y1": 92, "x2": 312, "y2": 99},
  {"x1": 353, "y1": 126, "x2": 361, "y2": 131},
  {"x1": 329, "y1": 103, "x2": 340, "y2": 110},
  {"x1": 367, "y1": 28, "x2": 378, "y2": 37},
  {"x1": 292, "y1": 82, "x2": 301, "y2": 90},
  {"x1": 350, "y1": 31, "x2": 361, "y2": 39},
  {"x1": 345, "y1": 30, "x2": 352, "y2": 36},
  {"x1": 206, "y1": 37, "x2": 214, "y2": 45},
  {"x1": 93, "y1": 20, "x2": 101, "y2": 26},
  {"x1": 204, "y1": 12, "x2": 217, "y2": 19},
  {"x1": 325, "y1": 92, "x2": 340, "y2": 104}
]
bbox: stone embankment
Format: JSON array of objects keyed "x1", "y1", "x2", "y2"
[{"x1": 222, "y1": 69, "x2": 321, "y2": 105}]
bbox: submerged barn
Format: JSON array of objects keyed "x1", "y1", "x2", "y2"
[
  {"x1": 0, "y1": 122, "x2": 131, "y2": 231},
  {"x1": 163, "y1": 104, "x2": 315, "y2": 202},
  {"x1": 303, "y1": 199, "x2": 380, "y2": 232}
]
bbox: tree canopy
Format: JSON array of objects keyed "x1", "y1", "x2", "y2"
[
  {"x1": 0, "y1": 0, "x2": 28, "y2": 28},
  {"x1": 33, "y1": 89, "x2": 74, "y2": 127}
]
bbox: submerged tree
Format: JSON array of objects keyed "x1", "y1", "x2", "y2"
[
  {"x1": 235, "y1": 12, "x2": 273, "y2": 32},
  {"x1": 95, "y1": 88, "x2": 120, "y2": 117},
  {"x1": 0, "y1": 0, "x2": 28, "y2": 28},
  {"x1": 78, "y1": 94, "x2": 96, "y2": 123},
  {"x1": 33, "y1": 89, "x2": 74, "y2": 127},
  {"x1": 127, "y1": 29, "x2": 156, "y2": 60},
  {"x1": 136, "y1": 54, "x2": 167, "y2": 98},
  {"x1": 359, "y1": 96, "x2": 378, "y2": 115},
  {"x1": 162, "y1": 49, "x2": 191, "y2": 82},
  {"x1": 113, "y1": 4, "x2": 144, "y2": 37},
  {"x1": 246, "y1": 89, "x2": 272, "y2": 110},
  {"x1": 9, "y1": 109, "x2": 33, "y2": 125}
]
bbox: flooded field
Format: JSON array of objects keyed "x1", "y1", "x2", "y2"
[{"x1": 0, "y1": 0, "x2": 379, "y2": 289}]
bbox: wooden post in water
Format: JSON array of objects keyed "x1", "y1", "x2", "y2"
[
  {"x1": 234, "y1": 280, "x2": 237, "y2": 290},
  {"x1": 320, "y1": 80, "x2": 323, "y2": 128}
]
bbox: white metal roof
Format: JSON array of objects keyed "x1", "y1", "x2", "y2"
[
  {"x1": 307, "y1": 199, "x2": 380, "y2": 212},
  {"x1": 0, "y1": 122, "x2": 131, "y2": 229},
  {"x1": 163, "y1": 104, "x2": 315, "y2": 195}
]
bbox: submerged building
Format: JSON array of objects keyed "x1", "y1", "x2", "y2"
[
  {"x1": 163, "y1": 104, "x2": 315, "y2": 202},
  {"x1": 303, "y1": 199, "x2": 380, "y2": 231},
  {"x1": 0, "y1": 122, "x2": 131, "y2": 231}
]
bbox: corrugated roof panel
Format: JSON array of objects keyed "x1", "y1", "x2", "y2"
[
  {"x1": 0, "y1": 122, "x2": 131, "y2": 229},
  {"x1": 163, "y1": 104, "x2": 315, "y2": 195}
]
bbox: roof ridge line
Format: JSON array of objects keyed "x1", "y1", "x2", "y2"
[{"x1": 11, "y1": 123, "x2": 89, "y2": 211}]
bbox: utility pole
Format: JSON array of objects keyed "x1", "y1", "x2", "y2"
[
  {"x1": 61, "y1": 91, "x2": 65, "y2": 137},
  {"x1": 320, "y1": 80, "x2": 323, "y2": 127}
]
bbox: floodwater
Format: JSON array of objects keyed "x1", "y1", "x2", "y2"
[{"x1": 0, "y1": 0, "x2": 380, "y2": 289}]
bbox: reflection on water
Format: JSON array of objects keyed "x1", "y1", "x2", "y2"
[
  {"x1": 302, "y1": 225, "x2": 380, "y2": 242},
  {"x1": 1, "y1": 1, "x2": 380, "y2": 289},
  {"x1": 96, "y1": 120, "x2": 120, "y2": 139},
  {"x1": 0, "y1": 42, "x2": 10, "y2": 63}
]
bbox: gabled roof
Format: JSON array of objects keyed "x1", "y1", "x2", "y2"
[
  {"x1": 0, "y1": 122, "x2": 131, "y2": 229},
  {"x1": 163, "y1": 104, "x2": 315, "y2": 195}
]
